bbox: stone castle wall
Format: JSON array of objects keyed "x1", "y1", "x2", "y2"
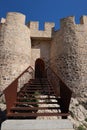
[
  {"x1": 0, "y1": 12, "x2": 87, "y2": 95},
  {"x1": 31, "y1": 39, "x2": 51, "y2": 68},
  {"x1": 0, "y1": 12, "x2": 31, "y2": 91},
  {"x1": 50, "y1": 16, "x2": 87, "y2": 94},
  {"x1": 27, "y1": 21, "x2": 54, "y2": 68}
]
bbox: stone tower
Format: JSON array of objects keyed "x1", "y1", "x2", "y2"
[
  {"x1": 0, "y1": 12, "x2": 31, "y2": 90},
  {"x1": 0, "y1": 12, "x2": 87, "y2": 95},
  {"x1": 50, "y1": 16, "x2": 87, "y2": 94}
]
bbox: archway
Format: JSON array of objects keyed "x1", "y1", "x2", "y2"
[{"x1": 35, "y1": 58, "x2": 46, "y2": 78}]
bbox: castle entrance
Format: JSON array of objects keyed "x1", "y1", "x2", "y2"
[{"x1": 35, "y1": 58, "x2": 45, "y2": 78}]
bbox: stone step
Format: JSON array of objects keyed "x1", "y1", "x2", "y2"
[
  {"x1": 17, "y1": 97, "x2": 59, "y2": 100},
  {"x1": 11, "y1": 106, "x2": 60, "y2": 111},
  {"x1": 7, "y1": 112, "x2": 69, "y2": 119},
  {"x1": 15, "y1": 101, "x2": 58, "y2": 105},
  {"x1": 1, "y1": 119, "x2": 74, "y2": 130},
  {"x1": 21, "y1": 90, "x2": 54, "y2": 92}
]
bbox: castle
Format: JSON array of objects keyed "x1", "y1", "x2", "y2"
[{"x1": 0, "y1": 12, "x2": 87, "y2": 95}]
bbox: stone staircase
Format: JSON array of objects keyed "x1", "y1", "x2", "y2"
[
  {"x1": 1, "y1": 66, "x2": 74, "y2": 130},
  {"x1": 6, "y1": 78, "x2": 69, "y2": 119}
]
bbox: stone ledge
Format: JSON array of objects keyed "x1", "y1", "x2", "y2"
[{"x1": 1, "y1": 119, "x2": 74, "y2": 130}]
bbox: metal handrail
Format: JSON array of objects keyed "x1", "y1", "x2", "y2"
[
  {"x1": 4, "y1": 65, "x2": 34, "y2": 114},
  {"x1": 46, "y1": 66, "x2": 72, "y2": 91},
  {"x1": 46, "y1": 66, "x2": 72, "y2": 119}
]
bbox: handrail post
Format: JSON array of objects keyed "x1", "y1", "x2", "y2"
[
  {"x1": 4, "y1": 79, "x2": 18, "y2": 114},
  {"x1": 59, "y1": 80, "x2": 72, "y2": 119}
]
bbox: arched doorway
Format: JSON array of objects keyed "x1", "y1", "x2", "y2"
[{"x1": 35, "y1": 58, "x2": 46, "y2": 78}]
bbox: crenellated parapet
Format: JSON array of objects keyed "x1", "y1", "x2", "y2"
[
  {"x1": 28, "y1": 15, "x2": 87, "y2": 40},
  {"x1": 27, "y1": 21, "x2": 55, "y2": 39},
  {"x1": 60, "y1": 15, "x2": 87, "y2": 28}
]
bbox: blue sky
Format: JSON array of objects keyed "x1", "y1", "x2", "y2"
[{"x1": 0, "y1": 0, "x2": 87, "y2": 29}]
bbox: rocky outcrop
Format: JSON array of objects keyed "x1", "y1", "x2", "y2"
[{"x1": 69, "y1": 97, "x2": 87, "y2": 130}]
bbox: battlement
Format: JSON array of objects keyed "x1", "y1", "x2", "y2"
[
  {"x1": 28, "y1": 15, "x2": 87, "y2": 39},
  {"x1": 60, "y1": 15, "x2": 87, "y2": 27},
  {"x1": 1, "y1": 12, "x2": 87, "y2": 39},
  {"x1": 28, "y1": 21, "x2": 54, "y2": 31},
  {"x1": 27, "y1": 21, "x2": 55, "y2": 39}
]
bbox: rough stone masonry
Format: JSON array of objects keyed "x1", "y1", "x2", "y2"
[{"x1": 0, "y1": 12, "x2": 87, "y2": 96}]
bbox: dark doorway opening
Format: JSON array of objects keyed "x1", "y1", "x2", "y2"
[{"x1": 35, "y1": 58, "x2": 46, "y2": 78}]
